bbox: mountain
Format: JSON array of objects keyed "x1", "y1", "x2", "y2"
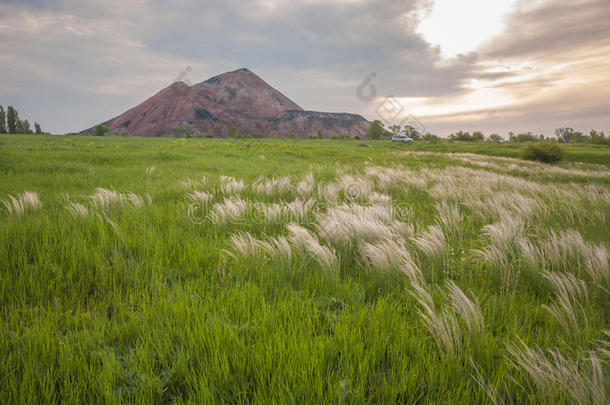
[{"x1": 89, "y1": 68, "x2": 370, "y2": 138}]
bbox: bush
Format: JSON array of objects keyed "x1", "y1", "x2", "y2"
[
  {"x1": 330, "y1": 134, "x2": 353, "y2": 141},
  {"x1": 521, "y1": 141, "x2": 566, "y2": 163},
  {"x1": 169, "y1": 125, "x2": 205, "y2": 138},
  {"x1": 226, "y1": 123, "x2": 239, "y2": 138},
  {"x1": 422, "y1": 133, "x2": 439, "y2": 143},
  {"x1": 94, "y1": 124, "x2": 108, "y2": 137}
]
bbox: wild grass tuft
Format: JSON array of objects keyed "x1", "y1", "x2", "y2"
[
  {"x1": 1, "y1": 191, "x2": 41, "y2": 215},
  {"x1": 507, "y1": 343, "x2": 607, "y2": 405},
  {"x1": 208, "y1": 196, "x2": 248, "y2": 225},
  {"x1": 542, "y1": 271, "x2": 589, "y2": 333},
  {"x1": 219, "y1": 175, "x2": 246, "y2": 195},
  {"x1": 411, "y1": 225, "x2": 446, "y2": 259}
]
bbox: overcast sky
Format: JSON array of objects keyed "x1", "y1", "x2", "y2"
[{"x1": 1, "y1": 0, "x2": 608, "y2": 136}]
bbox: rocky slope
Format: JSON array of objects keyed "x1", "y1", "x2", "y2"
[{"x1": 89, "y1": 68, "x2": 370, "y2": 138}]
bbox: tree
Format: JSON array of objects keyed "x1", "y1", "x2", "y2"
[
  {"x1": 471, "y1": 131, "x2": 485, "y2": 141},
  {"x1": 554, "y1": 127, "x2": 576, "y2": 143},
  {"x1": 449, "y1": 130, "x2": 473, "y2": 141},
  {"x1": 94, "y1": 124, "x2": 109, "y2": 137},
  {"x1": 403, "y1": 125, "x2": 421, "y2": 140},
  {"x1": 34, "y1": 123, "x2": 42, "y2": 134},
  {"x1": 365, "y1": 120, "x2": 386, "y2": 140},
  {"x1": 588, "y1": 129, "x2": 608, "y2": 145},
  {"x1": 488, "y1": 133, "x2": 503, "y2": 143},
  {"x1": 0, "y1": 106, "x2": 6, "y2": 133},
  {"x1": 571, "y1": 131, "x2": 585, "y2": 143},
  {"x1": 389, "y1": 125, "x2": 402, "y2": 137},
  {"x1": 508, "y1": 132, "x2": 542, "y2": 142},
  {"x1": 6, "y1": 106, "x2": 18, "y2": 134},
  {"x1": 20, "y1": 119, "x2": 32, "y2": 134}
]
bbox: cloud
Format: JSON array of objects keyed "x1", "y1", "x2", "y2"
[
  {"x1": 395, "y1": 0, "x2": 610, "y2": 135},
  {"x1": 481, "y1": 0, "x2": 610, "y2": 60},
  {"x1": 0, "y1": 0, "x2": 607, "y2": 135}
]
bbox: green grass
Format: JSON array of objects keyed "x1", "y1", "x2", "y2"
[{"x1": 1, "y1": 134, "x2": 609, "y2": 404}]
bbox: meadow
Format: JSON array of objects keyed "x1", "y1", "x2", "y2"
[{"x1": 0, "y1": 134, "x2": 609, "y2": 404}]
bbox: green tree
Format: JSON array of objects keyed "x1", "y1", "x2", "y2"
[
  {"x1": 508, "y1": 131, "x2": 542, "y2": 142},
  {"x1": 0, "y1": 106, "x2": 6, "y2": 133},
  {"x1": 6, "y1": 106, "x2": 18, "y2": 133},
  {"x1": 488, "y1": 133, "x2": 503, "y2": 143},
  {"x1": 571, "y1": 131, "x2": 585, "y2": 143},
  {"x1": 554, "y1": 127, "x2": 576, "y2": 143},
  {"x1": 389, "y1": 125, "x2": 401, "y2": 137},
  {"x1": 20, "y1": 119, "x2": 32, "y2": 134},
  {"x1": 403, "y1": 125, "x2": 421, "y2": 140},
  {"x1": 366, "y1": 120, "x2": 385, "y2": 140},
  {"x1": 588, "y1": 129, "x2": 608, "y2": 145},
  {"x1": 449, "y1": 130, "x2": 473, "y2": 141},
  {"x1": 34, "y1": 123, "x2": 42, "y2": 134},
  {"x1": 94, "y1": 124, "x2": 109, "y2": 137},
  {"x1": 472, "y1": 131, "x2": 485, "y2": 141}
]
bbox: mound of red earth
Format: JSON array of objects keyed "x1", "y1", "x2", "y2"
[{"x1": 88, "y1": 68, "x2": 370, "y2": 138}]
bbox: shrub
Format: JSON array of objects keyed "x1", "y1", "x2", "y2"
[
  {"x1": 169, "y1": 125, "x2": 204, "y2": 138},
  {"x1": 521, "y1": 141, "x2": 566, "y2": 163},
  {"x1": 330, "y1": 134, "x2": 353, "y2": 141},
  {"x1": 422, "y1": 133, "x2": 440, "y2": 143},
  {"x1": 226, "y1": 123, "x2": 239, "y2": 138},
  {"x1": 94, "y1": 124, "x2": 109, "y2": 137},
  {"x1": 509, "y1": 132, "x2": 543, "y2": 143}
]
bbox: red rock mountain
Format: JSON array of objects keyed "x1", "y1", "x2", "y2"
[{"x1": 91, "y1": 68, "x2": 370, "y2": 138}]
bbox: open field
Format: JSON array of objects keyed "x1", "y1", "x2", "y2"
[{"x1": 1, "y1": 134, "x2": 609, "y2": 403}]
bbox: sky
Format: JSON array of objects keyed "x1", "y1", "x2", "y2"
[{"x1": 0, "y1": 0, "x2": 608, "y2": 137}]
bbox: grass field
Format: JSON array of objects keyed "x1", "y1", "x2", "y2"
[{"x1": 1, "y1": 134, "x2": 609, "y2": 404}]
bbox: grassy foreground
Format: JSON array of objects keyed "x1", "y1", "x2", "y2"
[{"x1": 1, "y1": 134, "x2": 609, "y2": 404}]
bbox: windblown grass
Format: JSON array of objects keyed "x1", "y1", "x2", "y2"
[
  {"x1": 1, "y1": 191, "x2": 41, "y2": 215},
  {"x1": 0, "y1": 134, "x2": 608, "y2": 404}
]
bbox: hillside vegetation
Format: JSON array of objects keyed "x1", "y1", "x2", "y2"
[{"x1": 1, "y1": 134, "x2": 609, "y2": 403}]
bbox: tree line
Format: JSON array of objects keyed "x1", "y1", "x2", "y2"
[
  {"x1": 366, "y1": 120, "x2": 440, "y2": 142},
  {"x1": 0, "y1": 105, "x2": 44, "y2": 134},
  {"x1": 364, "y1": 120, "x2": 608, "y2": 145},
  {"x1": 447, "y1": 128, "x2": 608, "y2": 145}
]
